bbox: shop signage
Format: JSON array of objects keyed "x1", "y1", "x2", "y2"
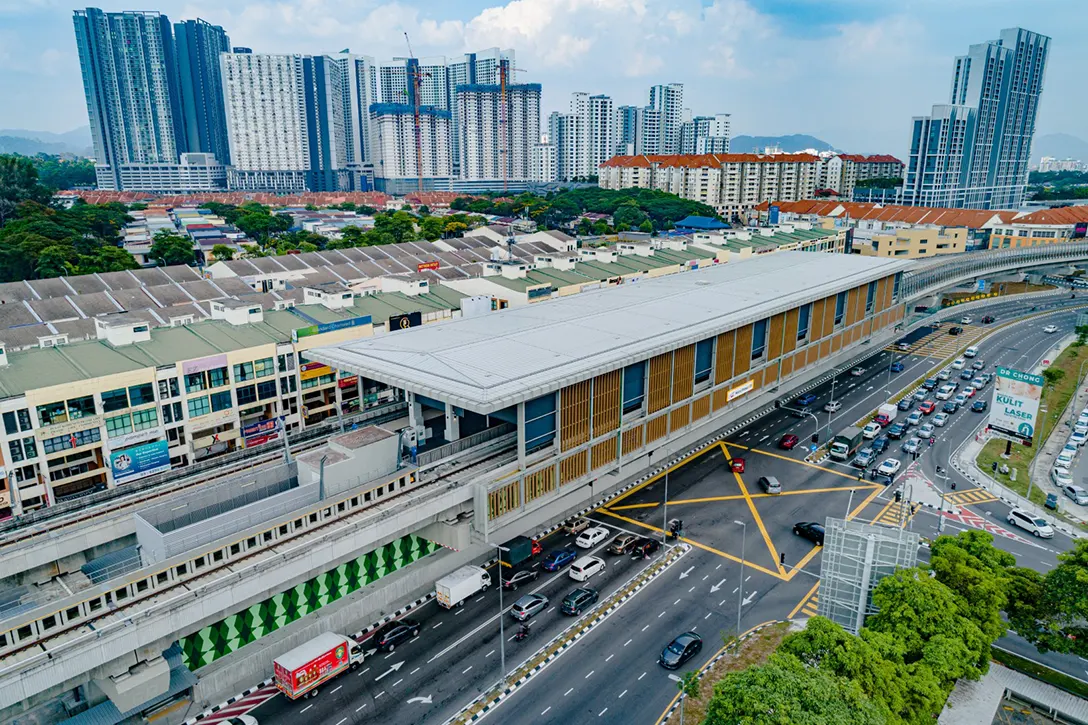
[
  {"x1": 727, "y1": 380, "x2": 755, "y2": 402},
  {"x1": 417, "y1": 261, "x2": 440, "y2": 272},
  {"x1": 242, "y1": 419, "x2": 277, "y2": 439},
  {"x1": 389, "y1": 312, "x2": 422, "y2": 331},
  {"x1": 292, "y1": 315, "x2": 372, "y2": 343},
  {"x1": 110, "y1": 440, "x2": 171, "y2": 483},
  {"x1": 182, "y1": 354, "x2": 228, "y2": 376}
]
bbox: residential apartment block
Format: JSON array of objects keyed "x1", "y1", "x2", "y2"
[
  {"x1": 455, "y1": 82, "x2": 541, "y2": 183},
  {"x1": 369, "y1": 105, "x2": 453, "y2": 193},
  {"x1": 818, "y1": 154, "x2": 905, "y2": 197}
]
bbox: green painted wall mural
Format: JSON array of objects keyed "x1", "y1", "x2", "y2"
[{"x1": 180, "y1": 533, "x2": 440, "y2": 670}]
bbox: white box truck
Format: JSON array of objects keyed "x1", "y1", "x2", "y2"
[
  {"x1": 874, "y1": 403, "x2": 897, "y2": 427},
  {"x1": 436, "y1": 565, "x2": 491, "y2": 608},
  {"x1": 273, "y1": 632, "x2": 364, "y2": 700}
]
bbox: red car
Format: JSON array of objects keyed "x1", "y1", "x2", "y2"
[
  {"x1": 874, "y1": 414, "x2": 892, "y2": 427},
  {"x1": 918, "y1": 401, "x2": 936, "y2": 415},
  {"x1": 531, "y1": 539, "x2": 542, "y2": 556},
  {"x1": 779, "y1": 434, "x2": 799, "y2": 450}
]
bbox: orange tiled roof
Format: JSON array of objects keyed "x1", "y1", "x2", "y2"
[
  {"x1": 1012, "y1": 207, "x2": 1088, "y2": 225},
  {"x1": 753, "y1": 200, "x2": 1014, "y2": 228}
]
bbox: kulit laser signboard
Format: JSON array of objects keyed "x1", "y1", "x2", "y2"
[{"x1": 989, "y1": 366, "x2": 1044, "y2": 443}]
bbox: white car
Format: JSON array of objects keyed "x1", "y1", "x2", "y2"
[
  {"x1": 1056, "y1": 449, "x2": 1076, "y2": 467},
  {"x1": 1075, "y1": 424, "x2": 1088, "y2": 436},
  {"x1": 1043, "y1": 325, "x2": 1058, "y2": 334},
  {"x1": 936, "y1": 386, "x2": 955, "y2": 401},
  {"x1": 1051, "y1": 467, "x2": 1074, "y2": 487},
  {"x1": 1071, "y1": 431, "x2": 1088, "y2": 447},
  {"x1": 918, "y1": 423, "x2": 935, "y2": 439},
  {"x1": 824, "y1": 400, "x2": 842, "y2": 413},
  {"x1": 850, "y1": 367, "x2": 865, "y2": 377},
  {"x1": 951, "y1": 358, "x2": 966, "y2": 370},
  {"x1": 862, "y1": 422, "x2": 881, "y2": 439},
  {"x1": 575, "y1": 526, "x2": 609, "y2": 549},
  {"x1": 1007, "y1": 508, "x2": 1054, "y2": 538},
  {"x1": 906, "y1": 411, "x2": 923, "y2": 426},
  {"x1": 569, "y1": 555, "x2": 605, "y2": 582},
  {"x1": 877, "y1": 458, "x2": 902, "y2": 476},
  {"x1": 932, "y1": 412, "x2": 949, "y2": 427},
  {"x1": 1062, "y1": 484, "x2": 1088, "y2": 506},
  {"x1": 961, "y1": 316, "x2": 972, "y2": 325},
  {"x1": 937, "y1": 369, "x2": 951, "y2": 380}
]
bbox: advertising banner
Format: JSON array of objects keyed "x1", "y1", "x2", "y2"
[
  {"x1": 338, "y1": 375, "x2": 358, "y2": 389},
  {"x1": 389, "y1": 311, "x2": 422, "y2": 331},
  {"x1": 242, "y1": 419, "x2": 277, "y2": 439},
  {"x1": 417, "y1": 261, "x2": 440, "y2": 272},
  {"x1": 768, "y1": 205, "x2": 780, "y2": 226},
  {"x1": 291, "y1": 316, "x2": 372, "y2": 343},
  {"x1": 727, "y1": 380, "x2": 755, "y2": 402},
  {"x1": 110, "y1": 440, "x2": 171, "y2": 483},
  {"x1": 182, "y1": 354, "x2": 228, "y2": 376},
  {"x1": 990, "y1": 366, "x2": 1044, "y2": 443}
]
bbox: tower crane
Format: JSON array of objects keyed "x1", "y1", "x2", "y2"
[
  {"x1": 498, "y1": 58, "x2": 528, "y2": 193},
  {"x1": 393, "y1": 32, "x2": 431, "y2": 194}
]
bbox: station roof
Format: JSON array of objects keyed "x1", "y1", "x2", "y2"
[{"x1": 310, "y1": 252, "x2": 914, "y2": 413}]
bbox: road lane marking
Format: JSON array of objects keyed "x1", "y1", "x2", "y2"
[
  {"x1": 331, "y1": 686, "x2": 342, "y2": 694},
  {"x1": 462, "y1": 666, "x2": 473, "y2": 674},
  {"x1": 705, "y1": 612, "x2": 712, "y2": 619},
  {"x1": 674, "y1": 598, "x2": 682, "y2": 604},
  {"x1": 619, "y1": 689, "x2": 628, "y2": 699},
  {"x1": 393, "y1": 679, "x2": 403, "y2": 687},
  {"x1": 385, "y1": 651, "x2": 395, "y2": 659},
  {"x1": 548, "y1": 606, "x2": 556, "y2": 612},
  {"x1": 376, "y1": 691, "x2": 385, "y2": 699},
  {"x1": 356, "y1": 704, "x2": 367, "y2": 713},
  {"x1": 361, "y1": 667, "x2": 371, "y2": 674},
  {"x1": 688, "y1": 586, "x2": 695, "y2": 592},
  {"x1": 542, "y1": 707, "x2": 552, "y2": 716},
  {"x1": 599, "y1": 708, "x2": 609, "y2": 717},
  {"x1": 624, "y1": 639, "x2": 632, "y2": 646},
  {"x1": 586, "y1": 670, "x2": 595, "y2": 679},
  {"x1": 719, "y1": 599, "x2": 726, "y2": 606},
  {"x1": 642, "y1": 624, "x2": 650, "y2": 631},
  {"x1": 410, "y1": 667, "x2": 420, "y2": 675},
  {"x1": 702, "y1": 575, "x2": 708, "y2": 581},
  {"x1": 732, "y1": 587, "x2": 738, "y2": 593},
  {"x1": 336, "y1": 719, "x2": 346, "y2": 725},
  {"x1": 475, "y1": 596, "x2": 485, "y2": 603},
  {"x1": 606, "y1": 654, "x2": 614, "y2": 662},
  {"x1": 658, "y1": 611, "x2": 666, "y2": 618},
  {"x1": 638, "y1": 672, "x2": 647, "y2": 681},
  {"x1": 486, "y1": 649, "x2": 495, "y2": 658},
  {"x1": 565, "y1": 688, "x2": 574, "y2": 696},
  {"x1": 300, "y1": 705, "x2": 313, "y2": 714},
  {"x1": 432, "y1": 622, "x2": 443, "y2": 629},
  {"x1": 716, "y1": 564, "x2": 722, "y2": 570},
  {"x1": 455, "y1": 609, "x2": 464, "y2": 615},
  {"x1": 745, "y1": 575, "x2": 751, "y2": 582}
]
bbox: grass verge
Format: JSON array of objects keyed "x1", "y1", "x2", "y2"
[
  {"x1": 991, "y1": 645, "x2": 1088, "y2": 699},
  {"x1": 663, "y1": 622, "x2": 791, "y2": 725}
]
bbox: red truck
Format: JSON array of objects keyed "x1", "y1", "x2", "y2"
[{"x1": 273, "y1": 632, "x2": 365, "y2": 700}]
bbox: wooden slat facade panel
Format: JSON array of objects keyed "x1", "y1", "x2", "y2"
[
  {"x1": 692, "y1": 394, "x2": 711, "y2": 421},
  {"x1": 672, "y1": 344, "x2": 695, "y2": 404},
  {"x1": 733, "y1": 324, "x2": 753, "y2": 376},
  {"x1": 647, "y1": 353, "x2": 673, "y2": 414},
  {"x1": 591, "y1": 370, "x2": 621, "y2": 438},
  {"x1": 671, "y1": 405, "x2": 690, "y2": 431},
  {"x1": 646, "y1": 413, "x2": 668, "y2": 444},
  {"x1": 622, "y1": 426, "x2": 643, "y2": 455},
  {"x1": 489, "y1": 481, "x2": 520, "y2": 520},
  {"x1": 792, "y1": 351, "x2": 806, "y2": 376},
  {"x1": 807, "y1": 346, "x2": 820, "y2": 366},
  {"x1": 767, "y1": 313, "x2": 785, "y2": 361},
  {"x1": 822, "y1": 294, "x2": 838, "y2": 337},
  {"x1": 559, "y1": 451, "x2": 588, "y2": 485},
  {"x1": 782, "y1": 308, "x2": 799, "y2": 355},
  {"x1": 765, "y1": 363, "x2": 780, "y2": 385},
  {"x1": 524, "y1": 468, "x2": 556, "y2": 505},
  {"x1": 560, "y1": 380, "x2": 592, "y2": 452},
  {"x1": 714, "y1": 330, "x2": 735, "y2": 384},
  {"x1": 831, "y1": 333, "x2": 843, "y2": 353},
  {"x1": 591, "y1": 438, "x2": 617, "y2": 470},
  {"x1": 748, "y1": 369, "x2": 764, "y2": 394},
  {"x1": 810, "y1": 298, "x2": 826, "y2": 341},
  {"x1": 713, "y1": 388, "x2": 728, "y2": 411},
  {"x1": 819, "y1": 339, "x2": 830, "y2": 358},
  {"x1": 845, "y1": 287, "x2": 862, "y2": 326},
  {"x1": 875, "y1": 277, "x2": 890, "y2": 312}
]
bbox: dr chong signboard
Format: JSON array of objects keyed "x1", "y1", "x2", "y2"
[{"x1": 989, "y1": 366, "x2": 1044, "y2": 443}]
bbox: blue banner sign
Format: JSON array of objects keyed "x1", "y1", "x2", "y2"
[{"x1": 110, "y1": 440, "x2": 171, "y2": 483}]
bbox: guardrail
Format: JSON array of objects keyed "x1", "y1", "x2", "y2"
[
  {"x1": 901, "y1": 242, "x2": 1088, "y2": 300},
  {"x1": 415, "y1": 424, "x2": 516, "y2": 467}
]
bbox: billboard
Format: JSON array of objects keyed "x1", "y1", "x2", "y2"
[
  {"x1": 768, "y1": 205, "x2": 780, "y2": 225},
  {"x1": 417, "y1": 260, "x2": 440, "y2": 272},
  {"x1": 292, "y1": 315, "x2": 372, "y2": 343},
  {"x1": 242, "y1": 419, "x2": 277, "y2": 439},
  {"x1": 976, "y1": 279, "x2": 988, "y2": 293},
  {"x1": 389, "y1": 311, "x2": 422, "y2": 331},
  {"x1": 989, "y1": 366, "x2": 1044, "y2": 443},
  {"x1": 110, "y1": 440, "x2": 171, "y2": 483}
]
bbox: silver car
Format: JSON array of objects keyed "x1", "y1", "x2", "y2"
[
  {"x1": 510, "y1": 593, "x2": 549, "y2": 621},
  {"x1": 1063, "y1": 484, "x2": 1088, "y2": 506},
  {"x1": 901, "y1": 437, "x2": 921, "y2": 454}
]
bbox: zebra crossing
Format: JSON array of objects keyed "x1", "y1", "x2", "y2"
[{"x1": 945, "y1": 487, "x2": 1000, "y2": 506}]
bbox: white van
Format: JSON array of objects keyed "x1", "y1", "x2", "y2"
[
  {"x1": 1006, "y1": 509, "x2": 1054, "y2": 538},
  {"x1": 964, "y1": 346, "x2": 979, "y2": 358},
  {"x1": 951, "y1": 358, "x2": 966, "y2": 370},
  {"x1": 935, "y1": 384, "x2": 957, "y2": 400},
  {"x1": 569, "y1": 555, "x2": 605, "y2": 582}
]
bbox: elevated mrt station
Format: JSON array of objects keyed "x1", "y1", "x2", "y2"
[{"x1": 312, "y1": 251, "x2": 911, "y2": 540}]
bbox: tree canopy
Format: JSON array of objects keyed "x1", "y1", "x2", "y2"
[{"x1": 150, "y1": 230, "x2": 196, "y2": 266}]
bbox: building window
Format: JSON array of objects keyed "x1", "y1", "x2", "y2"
[
  {"x1": 210, "y1": 391, "x2": 233, "y2": 413},
  {"x1": 106, "y1": 414, "x2": 133, "y2": 438},
  {"x1": 797, "y1": 303, "x2": 812, "y2": 341},
  {"x1": 280, "y1": 376, "x2": 297, "y2": 395},
  {"x1": 185, "y1": 372, "x2": 207, "y2": 394},
  {"x1": 188, "y1": 396, "x2": 210, "y2": 419},
  {"x1": 233, "y1": 362, "x2": 255, "y2": 382},
  {"x1": 3, "y1": 409, "x2": 31, "y2": 435},
  {"x1": 278, "y1": 353, "x2": 296, "y2": 373},
  {"x1": 42, "y1": 427, "x2": 101, "y2": 455},
  {"x1": 158, "y1": 378, "x2": 180, "y2": 399},
  {"x1": 36, "y1": 401, "x2": 68, "y2": 426},
  {"x1": 67, "y1": 396, "x2": 96, "y2": 419},
  {"x1": 208, "y1": 367, "x2": 229, "y2": 388},
  {"x1": 132, "y1": 409, "x2": 158, "y2": 431},
  {"x1": 694, "y1": 338, "x2": 714, "y2": 383},
  {"x1": 257, "y1": 380, "x2": 278, "y2": 400},
  {"x1": 751, "y1": 318, "x2": 768, "y2": 361},
  {"x1": 865, "y1": 281, "x2": 877, "y2": 314},
  {"x1": 524, "y1": 392, "x2": 557, "y2": 453},
  {"x1": 160, "y1": 401, "x2": 182, "y2": 424},
  {"x1": 101, "y1": 388, "x2": 129, "y2": 413},
  {"x1": 254, "y1": 357, "x2": 275, "y2": 378},
  {"x1": 128, "y1": 383, "x2": 155, "y2": 407},
  {"x1": 834, "y1": 291, "x2": 846, "y2": 326},
  {"x1": 236, "y1": 385, "x2": 257, "y2": 406},
  {"x1": 622, "y1": 361, "x2": 646, "y2": 413},
  {"x1": 8, "y1": 437, "x2": 35, "y2": 463},
  {"x1": 892, "y1": 273, "x2": 902, "y2": 302}
]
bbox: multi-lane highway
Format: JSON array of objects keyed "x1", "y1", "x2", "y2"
[{"x1": 226, "y1": 293, "x2": 1088, "y2": 725}]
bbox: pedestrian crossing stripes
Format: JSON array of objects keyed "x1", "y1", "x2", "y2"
[
  {"x1": 802, "y1": 593, "x2": 819, "y2": 617},
  {"x1": 872, "y1": 499, "x2": 918, "y2": 528},
  {"x1": 945, "y1": 488, "x2": 999, "y2": 506}
]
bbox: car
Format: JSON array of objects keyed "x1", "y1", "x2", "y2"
[
  {"x1": 891, "y1": 362, "x2": 906, "y2": 373},
  {"x1": 932, "y1": 412, "x2": 950, "y2": 427},
  {"x1": 951, "y1": 358, "x2": 966, "y2": 370},
  {"x1": 964, "y1": 346, "x2": 979, "y2": 358},
  {"x1": 797, "y1": 393, "x2": 818, "y2": 406},
  {"x1": 793, "y1": 521, "x2": 825, "y2": 545},
  {"x1": 853, "y1": 447, "x2": 876, "y2": 468},
  {"x1": 1056, "y1": 449, "x2": 1076, "y2": 468},
  {"x1": 1062, "y1": 442, "x2": 1078, "y2": 456},
  {"x1": 897, "y1": 341, "x2": 911, "y2": 351},
  {"x1": 971, "y1": 400, "x2": 988, "y2": 413},
  {"x1": 942, "y1": 401, "x2": 960, "y2": 414},
  {"x1": 1007, "y1": 508, "x2": 1054, "y2": 538},
  {"x1": 542, "y1": 548, "x2": 579, "y2": 571},
  {"x1": 922, "y1": 378, "x2": 938, "y2": 390},
  {"x1": 850, "y1": 367, "x2": 865, "y2": 377},
  {"x1": 779, "y1": 433, "x2": 800, "y2": 450},
  {"x1": 887, "y1": 422, "x2": 907, "y2": 439},
  {"x1": 935, "y1": 386, "x2": 954, "y2": 401},
  {"x1": 918, "y1": 401, "x2": 936, "y2": 415},
  {"x1": 372, "y1": 618, "x2": 421, "y2": 652},
  {"x1": 575, "y1": 526, "x2": 609, "y2": 549},
  {"x1": 1070, "y1": 431, "x2": 1087, "y2": 447},
  {"x1": 971, "y1": 360, "x2": 985, "y2": 370},
  {"x1": 912, "y1": 389, "x2": 928, "y2": 401},
  {"x1": 979, "y1": 373, "x2": 992, "y2": 385},
  {"x1": 225, "y1": 717, "x2": 259, "y2": 725},
  {"x1": 874, "y1": 413, "x2": 892, "y2": 427},
  {"x1": 877, "y1": 458, "x2": 902, "y2": 476},
  {"x1": 1076, "y1": 424, "x2": 1088, "y2": 436},
  {"x1": 953, "y1": 394, "x2": 968, "y2": 407},
  {"x1": 918, "y1": 423, "x2": 935, "y2": 439},
  {"x1": 1043, "y1": 325, "x2": 1058, "y2": 334},
  {"x1": 937, "y1": 369, "x2": 951, "y2": 380},
  {"x1": 659, "y1": 632, "x2": 703, "y2": 670},
  {"x1": 1051, "y1": 467, "x2": 1074, "y2": 487},
  {"x1": 972, "y1": 377, "x2": 986, "y2": 388},
  {"x1": 948, "y1": 326, "x2": 964, "y2": 335},
  {"x1": 560, "y1": 587, "x2": 599, "y2": 615},
  {"x1": 1077, "y1": 414, "x2": 1088, "y2": 428},
  {"x1": 906, "y1": 411, "x2": 923, "y2": 427},
  {"x1": 960, "y1": 370, "x2": 975, "y2": 381},
  {"x1": 758, "y1": 475, "x2": 783, "y2": 494},
  {"x1": 607, "y1": 534, "x2": 638, "y2": 555},
  {"x1": 824, "y1": 400, "x2": 842, "y2": 413},
  {"x1": 502, "y1": 568, "x2": 540, "y2": 590},
  {"x1": 630, "y1": 537, "x2": 660, "y2": 559},
  {"x1": 569, "y1": 555, "x2": 605, "y2": 582},
  {"x1": 901, "y1": 437, "x2": 921, "y2": 454},
  {"x1": 510, "y1": 593, "x2": 549, "y2": 621},
  {"x1": 870, "y1": 435, "x2": 889, "y2": 453},
  {"x1": 897, "y1": 398, "x2": 913, "y2": 411},
  {"x1": 565, "y1": 518, "x2": 591, "y2": 535},
  {"x1": 1062, "y1": 484, "x2": 1088, "y2": 505},
  {"x1": 981, "y1": 315, "x2": 995, "y2": 324},
  {"x1": 963, "y1": 386, "x2": 976, "y2": 398},
  {"x1": 862, "y1": 422, "x2": 881, "y2": 439},
  {"x1": 961, "y1": 316, "x2": 972, "y2": 325}
]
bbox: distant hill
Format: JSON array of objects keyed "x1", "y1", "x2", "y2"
[
  {"x1": 729, "y1": 134, "x2": 843, "y2": 154},
  {"x1": 0, "y1": 126, "x2": 92, "y2": 157},
  {"x1": 1032, "y1": 133, "x2": 1088, "y2": 164}
]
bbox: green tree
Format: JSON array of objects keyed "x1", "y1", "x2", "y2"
[
  {"x1": 211, "y1": 244, "x2": 236, "y2": 261},
  {"x1": 29, "y1": 155, "x2": 97, "y2": 190},
  {"x1": 420, "y1": 215, "x2": 444, "y2": 241},
  {"x1": 418, "y1": 204, "x2": 430, "y2": 215},
  {"x1": 613, "y1": 202, "x2": 648, "y2": 230},
  {"x1": 1043, "y1": 368, "x2": 1066, "y2": 387},
  {"x1": 444, "y1": 220, "x2": 468, "y2": 237},
  {"x1": 35, "y1": 245, "x2": 75, "y2": 278},
  {"x1": 639, "y1": 219, "x2": 654, "y2": 234},
  {"x1": 928, "y1": 531, "x2": 1012, "y2": 642},
  {"x1": 1020, "y1": 540, "x2": 1088, "y2": 655},
  {"x1": 150, "y1": 230, "x2": 195, "y2": 266},
  {"x1": 240, "y1": 244, "x2": 265, "y2": 258},
  {"x1": 78, "y1": 245, "x2": 139, "y2": 274},
  {"x1": 373, "y1": 211, "x2": 418, "y2": 243},
  {"x1": 0, "y1": 154, "x2": 53, "y2": 225}
]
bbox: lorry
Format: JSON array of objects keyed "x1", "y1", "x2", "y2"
[
  {"x1": 499, "y1": 535, "x2": 541, "y2": 568},
  {"x1": 829, "y1": 426, "x2": 865, "y2": 462},
  {"x1": 873, "y1": 403, "x2": 898, "y2": 427},
  {"x1": 273, "y1": 631, "x2": 364, "y2": 700},
  {"x1": 436, "y1": 565, "x2": 491, "y2": 609}
]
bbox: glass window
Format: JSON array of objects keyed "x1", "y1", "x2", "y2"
[
  {"x1": 188, "y1": 396, "x2": 210, "y2": 419},
  {"x1": 233, "y1": 362, "x2": 254, "y2": 382},
  {"x1": 101, "y1": 388, "x2": 129, "y2": 413},
  {"x1": 524, "y1": 393, "x2": 557, "y2": 453},
  {"x1": 797, "y1": 303, "x2": 812, "y2": 341},
  {"x1": 694, "y1": 339, "x2": 714, "y2": 383},
  {"x1": 751, "y1": 318, "x2": 768, "y2": 360},
  {"x1": 278, "y1": 353, "x2": 296, "y2": 373},
  {"x1": 892, "y1": 273, "x2": 902, "y2": 301},
  {"x1": 158, "y1": 378, "x2": 180, "y2": 399},
  {"x1": 162, "y1": 403, "x2": 174, "y2": 424},
  {"x1": 210, "y1": 391, "x2": 233, "y2": 412},
  {"x1": 16, "y1": 409, "x2": 31, "y2": 432},
  {"x1": 865, "y1": 281, "x2": 877, "y2": 313},
  {"x1": 208, "y1": 367, "x2": 229, "y2": 388},
  {"x1": 106, "y1": 414, "x2": 132, "y2": 437},
  {"x1": 622, "y1": 361, "x2": 646, "y2": 413},
  {"x1": 236, "y1": 385, "x2": 257, "y2": 406},
  {"x1": 132, "y1": 409, "x2": 158, "y2": 431},
  {"x1": 257, "y1": 380, "x2": 278, "y2": 400},
  {"x1": 37, "y1": 401, "x2": 68, "y2": 426},
  {"x1": 22, "y1": 437, "x2": 36, "y2": 460},
  {"x1": 67, "y1": 396, "x2": 96, "y2": 419},
  {"x1": 185, "y1": 372, "x2": 207, "y2": 393},
  {"x1": 280, "y1": 376, "x2": 297, "y2": 395},
  {"x1": 42, "y1": 428, "x2": 101, "y2": 455},
  {"x1": 254, "y1": 358, "x2": 275, "y2": 378},
  {"x1": 834, "y1": 291, "x2": 846, "y2": 325},
  {"x1": 3, "y1": 412, "x2": 16, "y2": 436},
  {"x1": 8, "y1": 440, "x2": 23, "y2": 463},
  {"x1": 128, "y1": 383, "x2": 155, "y2": 407}
]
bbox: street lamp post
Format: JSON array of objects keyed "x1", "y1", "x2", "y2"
[
  {"x1": 1026, "y1": 405, "x2": 1049, "y2": 505},
  {"x1": 845, "y1": 488, "x2": 855, "y2": 519},
  {"x1": 733, "y1": 520, "x2": 746, "y2": 635},
  {"x1": 826, "y1": 374, "x2": 838, "y2": 433},
  {"x1": 934, "y1": 464, "x2": 951, "y2": 535},
  {"x1": 491, "y1": 543, "x2": 511, "y2": 686},
  {"x1": 662, "y1": 470, "x2": 670, "y2": 545}
]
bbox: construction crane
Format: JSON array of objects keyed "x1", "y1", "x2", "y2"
[
  {"x1": 498, "y1": 58, "x2": 527, "y2": 193},
  {"x1": 393, "y1": 32, "x2": 431, "y2": 194}
]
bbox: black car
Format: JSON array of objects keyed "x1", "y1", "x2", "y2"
[
  {"x1": 502, "y1": 568, "x2": 540, "y2": 590},
  {"x1": 948, "y1": 326, "x2": 963, "y2": 335},
  {"x1": 560, "y1": 587, "x2": 599, "y2": 615},
  {"x1": 942, "y1": 401, "x2": 959, "y2": 414},
  {"x1": 793, "y1": 522, "x2": 825, "y2": 546},
  {"x1": 896, "y1": 398, "x2": 913, "y2": 412},
  {"x1": 372, "y1": 618, "x2": 421, "y2": 652},
  {"x1": 659, "y1": 631, "x2": 703, "y2": 670},
  {"x1": 631, "y1": 537, "x2": 660, "y2": 559},
  {"x1": 887, "y1": 422, "x2": 907, "y2": 440},
  {"x1": 870, "y1": 435, "x2": 889, "y2": 454},
  {"x1": 981, "y1": 315, "x2": 995, "y2": 324},
  {"x1": 971, "y1": 400, "x2": 988, "y2": 412}
]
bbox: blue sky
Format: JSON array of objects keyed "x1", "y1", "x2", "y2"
[{"x1": 0, "y1": 0, "x2": 1084, "y2": 157}]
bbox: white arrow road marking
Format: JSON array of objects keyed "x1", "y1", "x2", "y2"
[
  {"x1": 375, "y1": 662, "x2": 404, "y2": 681},
  {"x1": 678, "y1": 566, "x2": 694, "y2": 580},
  {"x1": 407, "y1": 695, "x2": 434, "y2": 705},
  {"x1": 710, "y1": 578, "x2": 726, "y2": 593},
  {"x1": 742, "y1": 591, "x2": 758, "y2": 606}
]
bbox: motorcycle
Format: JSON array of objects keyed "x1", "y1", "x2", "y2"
[{"x1": 514, "y1": 624, "x2": 531, "y2": 642}]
